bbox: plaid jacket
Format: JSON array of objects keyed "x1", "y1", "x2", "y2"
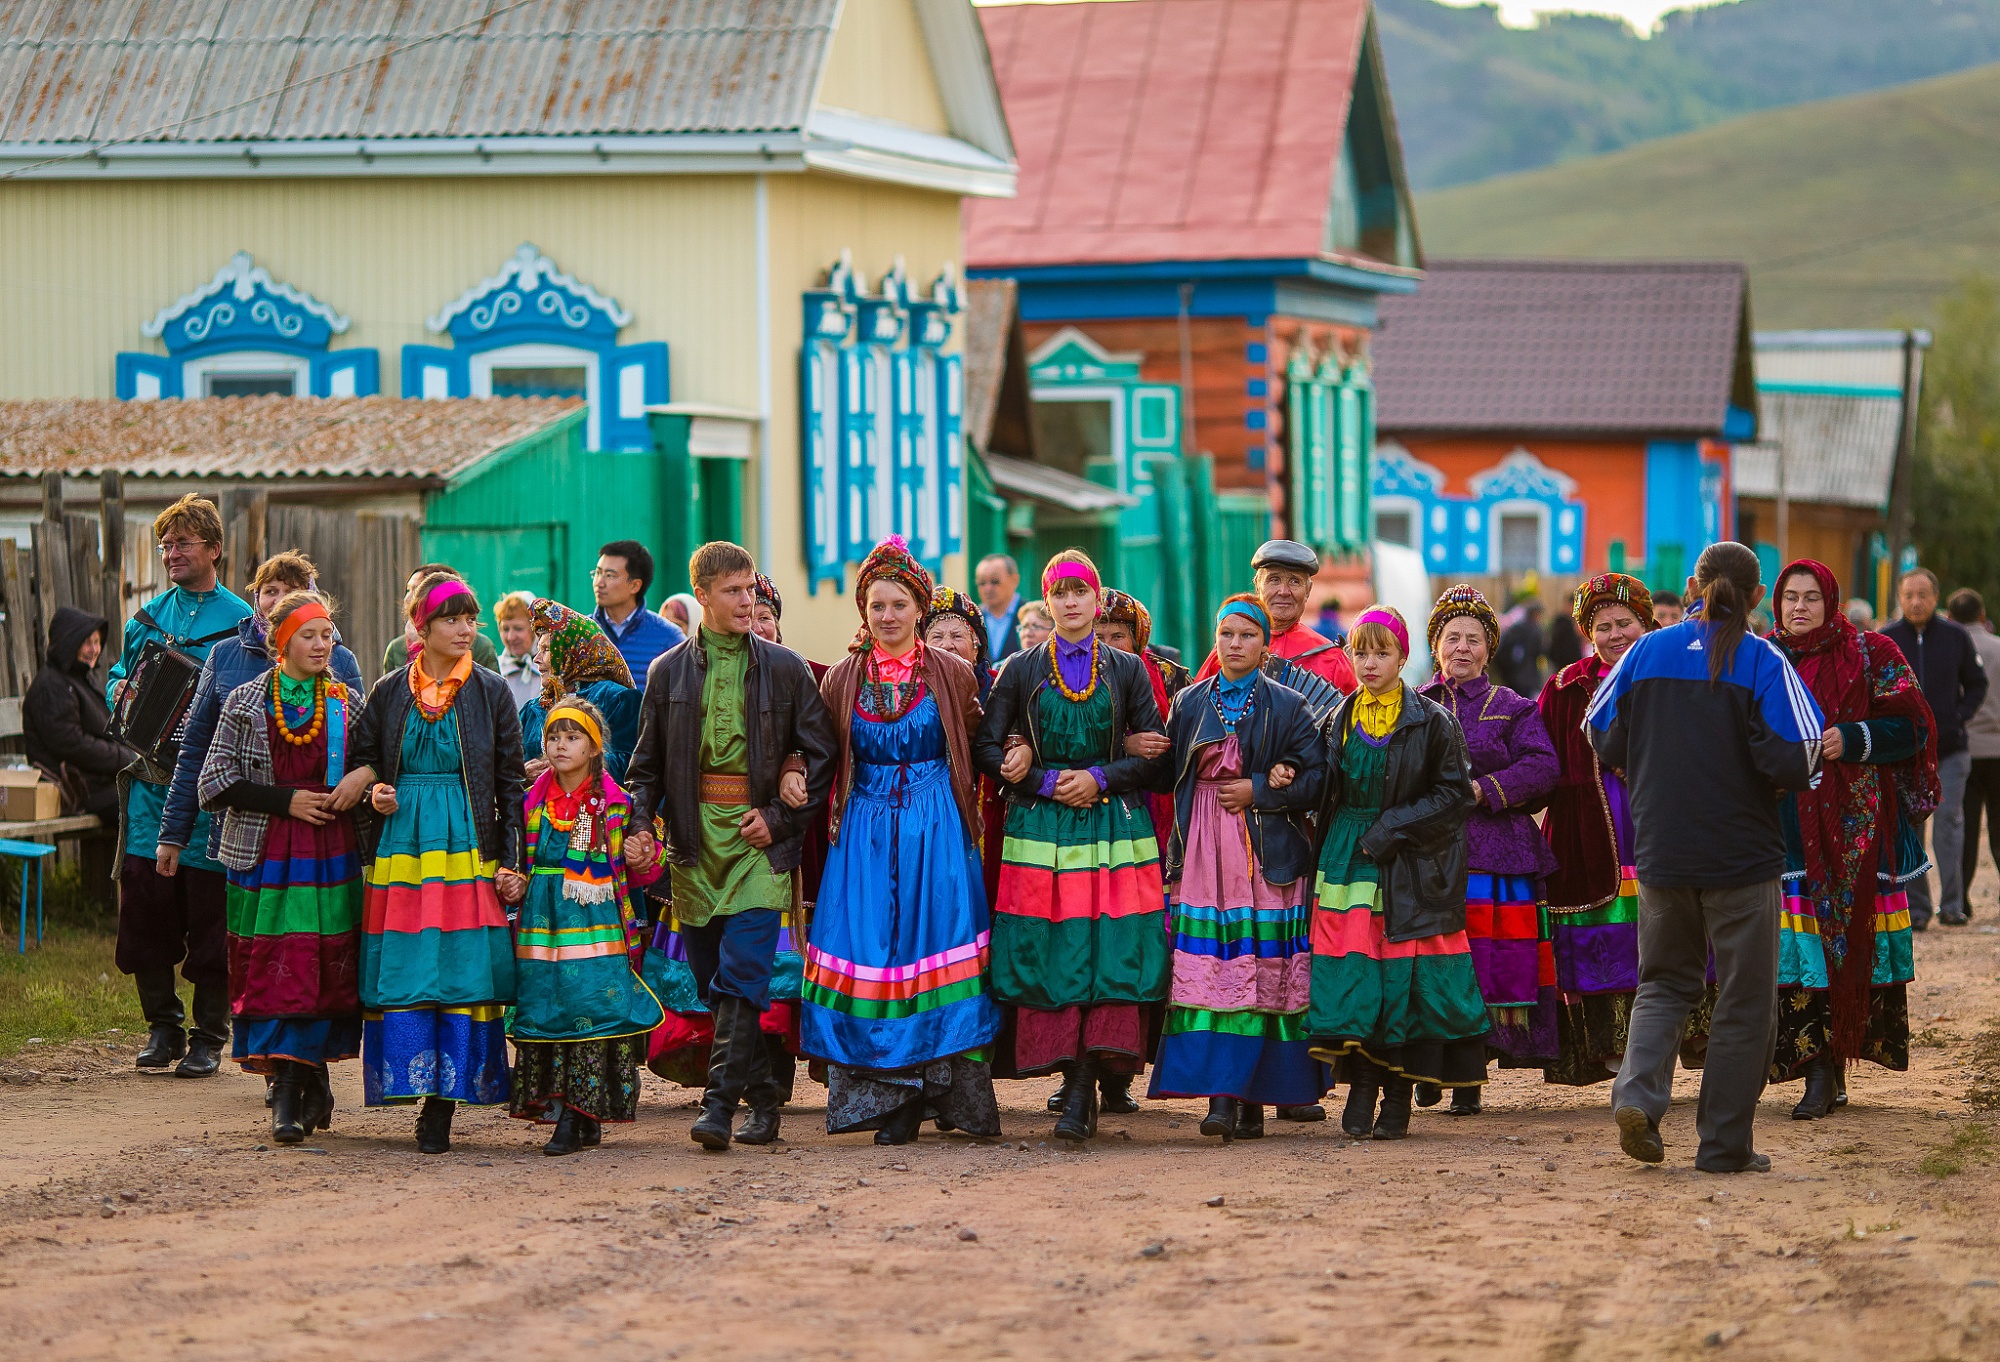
[{"x1": 197, "y1": 674, "x2": 357, "y2": 872}]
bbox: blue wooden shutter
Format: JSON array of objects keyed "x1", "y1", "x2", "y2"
[
  {"x1": 937, "y1": 351, "x2": 964, "y2": 561},
  {"x1": 843, "y1": 344, "x2": 877, "y2": 562},
  {"x1": 800, "y1": 323, "x2": 845, "y2": 589}
]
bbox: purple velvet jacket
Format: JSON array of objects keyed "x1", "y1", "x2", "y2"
[{"x1": 1418, "y1": 674, "x2": 1560, "y2": 878}]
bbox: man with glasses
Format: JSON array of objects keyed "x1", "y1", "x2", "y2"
[
  {"x1": 975, "y1": 554, "x2": 1024, "y2": 661},
  {"x1": 592, "y1": 539, "x2": 684, "y2": 679},
  {"x1": 107, "y1": 495, "x2": 254, "y2": 1077}
]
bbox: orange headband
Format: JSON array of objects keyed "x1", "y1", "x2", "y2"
[
  {"x1": 544, "y1": 704, "x2": 604, "y2": 751},
  {"x1": 271, "y1": 601, "x2": 330, "y2": 657}
]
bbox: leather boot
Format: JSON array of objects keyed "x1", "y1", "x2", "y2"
[
  {"x1": 1232, "y1": 1102, "x2": 1266, "y2": 1141},
  {"x1": 1098, "y1": 1071, "x2": 1140, "y2": 1115},
  {"x1": 874, "y1": 1097, "x2": 925, "y2": 1146},
  {"x1": 1413, "y1": 1082, "x2": 1444, "y2": 1108},
  {"x1": 691, "y1": 996, "x2": 754, "y2": 1150},
  {"x1": 735, "y1": 1021, "x2": 783, "y2": 1147},
  {"x1": 543, "y1": 1106, "x2": 582, "y2": 1156},
  {"x1": 301, "y1": 1065, "x2": 335, "y2": 1135},
  {"x1": 1791, "y1": 1057, "x2": 1835, "y2": 1120},
  {"x1": 133, "y1": 969, "x2": 186, "y2": 1071},
  {"x1": 1275, "y1": 1103, "x2": 1326, "y2": 1122},
  {"x1": 1449, "y1": 1086, "x2": 1483, "y2": 1115},
  {"x1": 1052, "y1": 1061, "x2": 1099, "y2": 1142},
  {"x1": 764, "y1": 1034, "x2": 796, "y2": 1107},
  {"x1": 577, "y1": 1113, "x2": 602, "y2": 1147},
  {"x1": 1373, "y1": 1074, "x2": 1414, "y2": 1140},
  {"x1": 415, "y1": 1096, "x2": 454, "y2": 1154},
  {"x1": 269, "y1": 1061, "x2": 307, "y2": 1145},
  {"x1": 1046, "y1": 1083, "x2": 1067, "y2": 1115},
  {"x1": 1341, "y1": 1061, "x2": 1380, "y2": 1138},
  {"x1": 1832, "y1": 1060, "x2": 1849, "y2": 1109},
  {"x1": 176, "y1": 984, "x2": 230, "y2": 1078},
  {"x1": 1199, "y1": 1096, "x2": 1238, "y2": 1141}
]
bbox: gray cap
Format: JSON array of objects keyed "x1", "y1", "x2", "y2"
[{"x1": 1251, "y1": 539, "x2": 1319, "y2": 574}]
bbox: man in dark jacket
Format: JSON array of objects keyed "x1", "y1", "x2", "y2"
[
  {"x1": 23, "y1": 605, "x2": 132, "y2": 819},
  {"x1": 623, "y1": 541, "x2": 837, "y2": 1151},
  {"x1": 1496, "y1": 599, "x2": 1546, "y2": 696},
  {"x1": 1882, "y1": 568, "x2": 1989, "y2": 927}
]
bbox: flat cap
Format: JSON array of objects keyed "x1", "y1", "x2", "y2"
[{"x1": 1251, "y1": 539, "x2": 1319, "y2": 574}]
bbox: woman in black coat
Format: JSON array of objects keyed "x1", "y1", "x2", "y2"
[{"x1": 24, "y1": 605, "x2": 132, "y2": 818}]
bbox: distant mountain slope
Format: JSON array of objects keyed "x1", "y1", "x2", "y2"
[
  {"x1": 1378, "y1": 0, "x2": 2000, "y2": 189},
  {"x1": 1413, "y1": 62, "x2": 2000, "y2": 329}
]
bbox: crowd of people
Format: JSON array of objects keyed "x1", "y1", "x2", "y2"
[{"x1": 61, "y1": 489, "x2": 1991, "y2": 1175}]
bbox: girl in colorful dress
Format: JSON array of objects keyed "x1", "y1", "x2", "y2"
[
  {"x1": 509, "y1": 698, "x2": 668, "y2": 1155},
  {"x1": 1151, "y1": 595, "x2": 1327, "y2": 1142},
  {"x1": 1536, "y1": 574, "x2": 1653, "y2": 1086},
  {"x1": 1767, "y1": 559, "x2": 1938, "y2": 1118},
  {"x1": 973, "y1": 550, "x2": 1172, "y2": 1143},
  {"x1": 806, "y1": 539, "x2": 1002, "y2": 1144},
  {"x1": 1307, "y1": 606, "x2": 1480, "y2": 1140},
  {"x1": 923, "y1": 586, "x2": 1010, "y2": 1003},
  {"x1": 518, "y1": 599, "x2": 641, "y2": 783},
  {"x1": 334, "y1": 573, "x2": 526, "y2": 1155},
  {"x1": 198, "y1": 593, "x2": 363, "y2": 1145},
  {"x1": 1415, "y1": 586, "x2": 1561, "y2": 1114}
]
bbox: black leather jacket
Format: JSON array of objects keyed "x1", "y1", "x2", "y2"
[
  {"x1": 972, "y1": 640, "x2": 1169, "y2": 797},
  {"x1": 1321, "y1": 683, "x2": 1475, "y2": 943},
  {"x1": 1164, "y1": 673, "x2": 1326, "y2": 887},
  {"x1": 349, "y1": 664, "x2": 526, "y2": 868},
  {"x1": 625, "y1": 630, "x2": 837, "y2": 875}
]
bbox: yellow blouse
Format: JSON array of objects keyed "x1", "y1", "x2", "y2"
[{"x1": 1350, "y1": 683, "x2": 1403, "y2": 740}]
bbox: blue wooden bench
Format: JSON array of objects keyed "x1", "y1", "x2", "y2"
[{"x1": 0, "y1": 837, "x2": 57, "y2": 953}]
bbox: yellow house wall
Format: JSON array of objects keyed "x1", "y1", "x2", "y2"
[{"x1": 815, "y1": 0, "x2": 953, "y2": 133}]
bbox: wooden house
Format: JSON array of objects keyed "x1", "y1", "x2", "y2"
[
  {"x1": 965, "y1": 0, "x2": 1421, "y2": 641},
  {"x1": 1371, "y1": 259, "x2": 1758, "y2": 601},
  {"x1": 0, "y1": 0, "x2": 1015, "y2": 661}
]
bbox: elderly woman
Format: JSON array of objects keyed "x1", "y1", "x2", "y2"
[
  {"x1": 804, "y1": 537, "x2": 1001, "y2": 1144},
  {"x1": 1415, "y1": 586, "x2": 1560, "y2": 1115},
  {"x1": 922, "y1": 585, "x2": 993, "y2": 694},
  {"x1": 1766, "y1": 559, "x2": 1937, "y2": 1118},
  {"x1": 1537, "y1": 574, "x2": 1653, "y2": 1087},
  {"x1": 519, "y1": 600, "x2": 641, "y2": 783}
]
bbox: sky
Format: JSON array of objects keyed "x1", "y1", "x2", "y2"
[{"x1": 1425, "y1": 0, "x2": 1736, "y2": 30}]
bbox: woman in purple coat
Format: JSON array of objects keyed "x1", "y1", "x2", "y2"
[{"x1": 1416, "y1": 587, "x2": 1561, "y2": 1114}]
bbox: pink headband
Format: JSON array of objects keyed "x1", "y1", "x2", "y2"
[
  {"x1": 415, "y1": 578, "x2": 472, "y2": 627},
  {"x1": 1353, "y1": 607, "x2": 1409, "y2": 656},
  {"x1": 1043, "y1": 562, "x2": 1100, "y2": 594}
]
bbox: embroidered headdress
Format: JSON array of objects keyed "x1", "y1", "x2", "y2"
[
  {"x1": 1426, "y1": 583, "x2": 1499, "y2": 657},
  {"x1": 530, "y1": 598, "x2": 634, "y2": 706},
  {"x1": 1572, "y1": 573, "x2": 1655, "y2": 632}
]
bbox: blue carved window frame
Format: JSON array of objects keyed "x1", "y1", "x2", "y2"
[
  {"x1": 116, "y1": 252, "x2": 379, "y2": 400},
  {"x1": 401, "y1": 244, "x2": 667, "y2": 452}
]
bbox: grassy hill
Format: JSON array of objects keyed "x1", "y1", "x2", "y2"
[
  {"x1": 1413, "y1": 61, "x2": 2000, "y2": 329},
  {"x1": 1378, "y1": 0, "x2": 2000, "y2": 190}
]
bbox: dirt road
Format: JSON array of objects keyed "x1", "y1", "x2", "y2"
[{"x1": 4, "y1": 914, "x2": 1998, "y2": 1362}]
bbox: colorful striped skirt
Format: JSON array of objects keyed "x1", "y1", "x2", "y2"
[
  {"x1": 1466, "y1": 872, "x2": 1558, "y2": 1067},
  {"x1": 1770, "y1": 873, "x2": 1914, "y2": 1077},
  {"x1": 1544, "y1": 865, "x2": 1640, "y2": 1085}
]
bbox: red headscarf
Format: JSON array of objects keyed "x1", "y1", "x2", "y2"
[{"x1": 1771, "y1": 558, "x2": 1940, "y2": 1054}]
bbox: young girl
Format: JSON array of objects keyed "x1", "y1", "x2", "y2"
[
  {"x1": 1307, "y1": 606, "x2": 1481, "y2": 1140},
  {"x1": 973, "y1": 550, "x2": 1171, "y2": 1142},
  {"x1": 198, "y1": 592, "x2": 362, "y2": 1145},
  {"x1": 335, "y1": 573, "x2": 526, "y2": 1154},
  {"x1": 509, "y1": 699, "x2": 667, "y2": 1154},
  {"x1": 1151, "y1": 595, "x2": 1327, "y2": 1142}
]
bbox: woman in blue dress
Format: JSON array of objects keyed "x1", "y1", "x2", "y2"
[{"x1": 803, "y1": 536, "x2": 1002, "y2": 1145}]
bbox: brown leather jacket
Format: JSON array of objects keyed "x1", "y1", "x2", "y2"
[{"x1": 819, "y1": 646, "x2": 983, "y2": 845}]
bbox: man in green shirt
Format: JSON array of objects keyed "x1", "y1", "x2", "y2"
[{"x1": 625, "y1": 542, "x2": 836, "y2": 1150}]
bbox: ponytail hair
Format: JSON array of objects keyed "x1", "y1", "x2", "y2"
[{"x1": 1692, "y1": 541, "x2": 1763, "y2": 686}]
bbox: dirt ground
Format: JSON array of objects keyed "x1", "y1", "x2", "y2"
[{"x1": 4, "y1": 887, "x2": 1999, "y2": 1362}]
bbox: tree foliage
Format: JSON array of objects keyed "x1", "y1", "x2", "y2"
[{"x1": 1913, "y1": 277, "x2": 2000, "y2": 606}]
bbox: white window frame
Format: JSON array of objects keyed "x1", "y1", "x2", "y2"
[
  {"x1": 1488, "y1": 499, "x2": 1552, "y2": 576},
  {"x1": 1030, "y1": 386, "x2": 1129, "y2": 490},
  {"x1": 1371, "y1": 494, "x2": 1424, "y2": 558},
  {"x1": 183, "y1": 349, "x2": 310, "y2": 399},
  {"x1": 470, "y1": 342, "x2": 601, "y2": 449}
]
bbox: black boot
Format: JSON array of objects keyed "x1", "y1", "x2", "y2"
[
  {"x1": 1791, "y1": 1057, "x2": 1835, "y2": 1120},
  {"x1": 301, "y1": 1065, "x2": 334, "y2": 1135},
  {"x1": 1052, "y1": 1062, "x2": 1099, "y2": 1142},
  {"x1": 764, "y1": 1033, "x2": 796, "y2": 1107},
  {"x1": 736, "y1": 1023, "x2": 783, "y2": 1147},
  {"x1": 874, "y1": 1097, "x2": 925, "y2": 1146},
  {"x1": 415, "y1": 1096, "x2": 454, "y2": 1154},
  {"x1": 133, "y1": 970, "x2": 186, "y2": 1071},
  {"x1": 691, "y1": 996, "x2": 755, "y2": 1151},
  {"x1": 1373, "y1": 1075, "x2": 1414, "y2": 1140},
  {"x1": 1199, "y1": 1096, "x2": 1238, "y2": 1141},
  {"x1": 1232, "y1": 1102, "x2": 1265, "y2": 1141},
  {"x1": 1098, "y1": 1070, "x2": 1140, "y2": 1116},
  {"x1": 176, "y1": 983, "x2": 229, "y2": 1078},
  {"x1": 1341, "y1": 1061, "x2": 1381, "y2": 1138},
  {"x1": 1449, "y1": 1086, "x2": 1482, "y2": 1115},
  {"x1": 1275, "y1": 1103, "x2": 1326, "y2": 1122},
  {"x1": 1832, "y1": 1060, "x2": 1848, "y2": 1109},
  {"x1": 543, "y1": 1106, "x2": 583, "y2": 1156},
  {"x1": 577, "y1": 1113, "x2": 602, "y2": 1147},
  {"x1": 1413, "y1": 1082, "x2": 1444, "y2": 1108},
  {"x1": 269, "y1": 1061, "x2": 306, "y2": 1146},
  {"x1": 1046, "y1": 1083, "x2": 1066, "y2": 1115}
]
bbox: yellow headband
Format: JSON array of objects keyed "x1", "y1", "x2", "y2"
[{"x1": 544, "y1": 704, "x2": 603, "y2": 750}]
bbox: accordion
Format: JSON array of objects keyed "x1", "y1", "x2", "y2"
[
  {"x1": 1261, "y1": 653, "x2": 1348, "y2": 733},
  {"x1": 110, "y1": 640, "x2": 204, "y2": 782}
]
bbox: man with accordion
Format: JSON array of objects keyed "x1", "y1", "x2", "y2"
[{"x1": 106, "y1": 494, "x2": 254, "y2": 1078}]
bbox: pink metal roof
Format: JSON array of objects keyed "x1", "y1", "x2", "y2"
[{"x1": 967, "y1": 0, "x2": 1371, "y2": 269}]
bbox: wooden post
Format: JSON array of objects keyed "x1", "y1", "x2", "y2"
[{"x1": 99, "y1": 473, "x2": 124, "y2": 677}]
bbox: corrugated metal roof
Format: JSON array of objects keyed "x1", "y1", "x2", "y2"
[
  {"x1": 1373, "y1": 259, "x2": 1756, "y2": 437},
  {"x1": 1732, "y1": 390, "x2": 1903, "y2": 511},
  {"x1": 984, "y1": 452, "x2": 1135, "y2": 512},
  {"x1": 0, "y1": 0, "x2": 839, "y2": 144},
  {"x1": 967, "y1": 0, "x2": 1371, "y2": 268},
  {"x1": 0, "y1": 396, "x2": 581, "y2": 482}
]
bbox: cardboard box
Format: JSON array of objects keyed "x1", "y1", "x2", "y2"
[{"x1": 0, "y1": 768, "x2": 61, "y2": 822}]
